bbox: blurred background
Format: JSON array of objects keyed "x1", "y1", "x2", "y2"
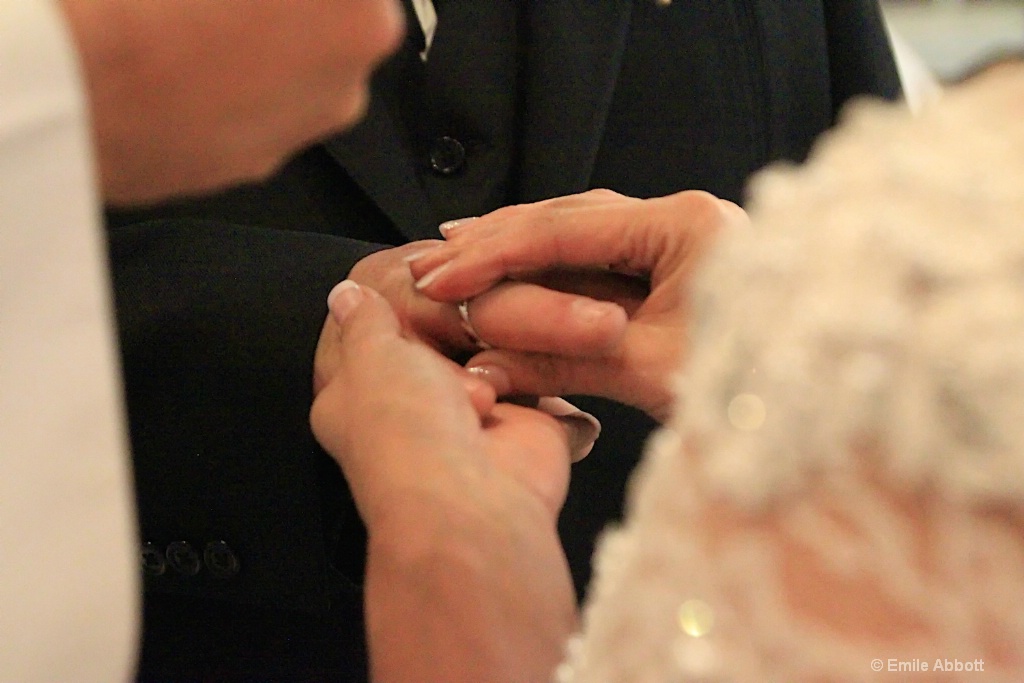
[{"x1": 882, "y1": 0, "x2": 1024, "y2": 80}]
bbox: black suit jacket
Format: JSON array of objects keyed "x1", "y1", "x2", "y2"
[{"x1": 109, "y1": 2, "x2": 900, "y2": 679}]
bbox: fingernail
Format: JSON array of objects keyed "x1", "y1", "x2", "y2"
[
  {"x1": 538, "y1": 397, "x2": 602, "y2": 462},
  {"x1": 402, "y1": 246, "x2": 443, "y2": 263},
  {"x1": 572, "y1": 299, "x2": 622, "y2": 324},
  {"x1": 573, "y1": 440, "x2": 596, "y2": 461},
  {"x1": 413, "y1": 261, "x2": 452, "y2": 290},
  {"x1": 439, "y1": 216, "x2": 478, "y2": 237},
  {"x1": 568, "y1": 416, "x2": 600, "y2": 461},
  {"x1": 327, "y1": 280, "x2": 364, "y2": 323},
  {"x1": 466, "y1": 364, "x2": 511, "y2": 395}
]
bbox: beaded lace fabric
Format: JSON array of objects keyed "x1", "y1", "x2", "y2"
[{"x1": 558, "y1": 67, "x2": 1024, "y2": 682}]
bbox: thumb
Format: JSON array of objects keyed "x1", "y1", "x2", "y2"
[
  {"x1": 326, "y1": 280, "x2": 399, "y2": 341},
  {"x1": 312, "y1": 280, "x2": 400, "y2": 458},
  {"x1": 327, "y1": 280, "x2": 496, "y2": 418}
]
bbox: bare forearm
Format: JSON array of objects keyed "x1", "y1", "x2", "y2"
[{"x1": 363, "y1": 504, "x2": 578, "y2": 683}]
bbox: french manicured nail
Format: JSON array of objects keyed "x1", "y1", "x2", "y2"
[
  {"x1": 402, "y1": 246, "x2": 443, "y2": 263},
  {"x1": 327, "y1": 280, "x2": 364, "y2": 323},
  {"x1": 466, "y1": 364, "x2": 511, "y2": 395},
  {"x1": 413, "y1": 261, "x2": 452, "y2": 290},
  {"x1": 439, "y1": 216, "x2": 478, "y2": 237},
  {"x1": 538, "y1": 397, "x2": 602, "y2": 462}
]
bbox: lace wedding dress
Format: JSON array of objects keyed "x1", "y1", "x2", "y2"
[{"x1": 558, "y1": 66, "x2": 1024, "y2": 681}]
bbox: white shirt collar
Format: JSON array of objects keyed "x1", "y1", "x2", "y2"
[{"x1": 410, "y1": 0, "x2": 437, "y2": 60}]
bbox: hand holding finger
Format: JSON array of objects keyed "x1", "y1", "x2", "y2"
[
  {"x1": 408, "y1": 190, "x2": 734, "y2": 302},
  {"x1": 435, "y1": 189, "x2": 635, "y2": 240},
  {"x1": 477, "y1": 402, "x2": 579, "y2": 516},
  {"x1": 466, "y1": 327, "x2": 680, "y2": 423},
  {"x1": 354, "y1": 243, "x2": 630, "y2": 359},
  {"x1": 311, "y1": 281, "x2": 496, "y2": 525},
  {"x1": 400, "y1": 189, "x2": 743, "y2": 419},
  {"x1": 459, "y1": 281, "x2": 628, "y2": 357}
]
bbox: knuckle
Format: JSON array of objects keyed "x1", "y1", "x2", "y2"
[
  {"x1": 680, "y1": 189, "x2": 722, "y2": 214},
  {"x1": 721, "y1": 200, "x2": 752, "y2": 228},
  {"x1": 668, "y1": 190, "x2": 742, "y2": 231},
  {"x1": 584, "y1": 188, "x2": 624, "y2": 201},
  {"x1": 490, "y1": 202, "x2": 531, "y2": 220}
]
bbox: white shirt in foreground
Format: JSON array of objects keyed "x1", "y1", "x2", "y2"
[{"x1": 0, "y1": 0, "x2": 138, "y2": 680}]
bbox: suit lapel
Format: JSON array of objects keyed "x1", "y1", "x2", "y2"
[
  {"x1": 516, "y1": 0, "x2": 634, "y2": 202},
  {"x1": 322, "y1": 82, "x2": 440, "y2": 243}
]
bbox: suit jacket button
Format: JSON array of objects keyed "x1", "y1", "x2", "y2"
[
  {"x1": 204, "y1": 541, "x2": 240, "y2": 579},
  {"x1": 140, "y1": 542, "x2": 166, "y2": 576},
  {"x1": 429, "y1": 136, "x2": 466, "y2": 175},
  {"x1": 165, "y1": 541, "x2": 201, "y2": 576}
]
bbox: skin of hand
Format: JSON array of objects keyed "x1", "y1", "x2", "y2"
[
  {"x1": 337, "y1": 240, "x2": 629, "y2": 358},
  {"x1": 311, "y1": 282, "x2": 579, "y2": 683},
  {"x1": 58, "y1": 0, "x2": 404, "y2": 204},
  {"x1": 408, "y1": 189, "x2": 749, "y2": 422}
]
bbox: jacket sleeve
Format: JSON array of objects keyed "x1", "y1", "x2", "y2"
[{"x1": 108, "y1": 219, "x2": 385, "y2": 612}]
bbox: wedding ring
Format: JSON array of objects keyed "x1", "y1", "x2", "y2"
[{"x1": 457, "y1": 299, "x2": 492, "y2": 350}]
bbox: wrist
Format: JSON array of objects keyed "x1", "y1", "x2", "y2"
[{"x1": 364, "y1": 489, "x2": 574, "y2": 682}]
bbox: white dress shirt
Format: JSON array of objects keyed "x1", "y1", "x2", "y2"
[
  {"x1": 411, "y1": 0, "x2": 437, "y2": 60},
  {"x1": 0, "y1": 0, "x2": 138, "y2": 680}
]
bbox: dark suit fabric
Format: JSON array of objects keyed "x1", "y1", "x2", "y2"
[{"x1": 108, "y1": 2, "x2": 900, "y2": 680}]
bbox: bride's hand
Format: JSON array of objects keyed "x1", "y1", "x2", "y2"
[
  {"x1": 311, "y1": 281, "x2": 582, "y2": 683},
  {"x1": 408, "y1": 189, "x2": 748, "y2": 422},
  {"x1": 312, "y1": 280, "x2": 601, "y2": 524}
]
